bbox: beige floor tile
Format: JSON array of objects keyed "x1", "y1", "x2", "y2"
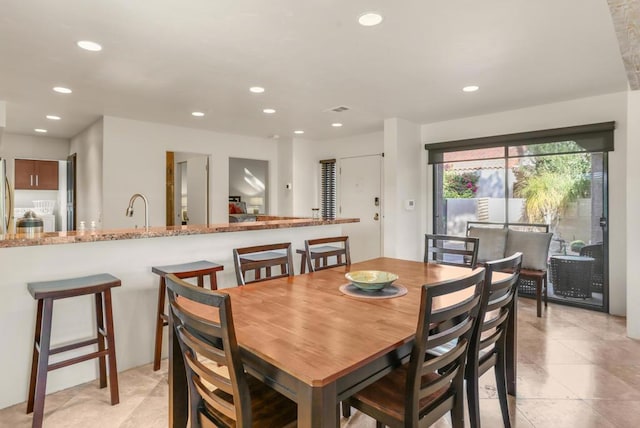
[
  {"x1": 516, "y1": 399, "x2": 617, "y2": 428},
  {"x1": 603, "y1": 364, "x2": 640, "y2": 392},
  {"x1": 518, "y1": 338, "x2": 592, "y2": 365},
  {"x1": 516, "y1": 363, "x2": 578, "y2": 399},
  {"x1": 587, "y1": 399, "x2": 640, "y2": 428},
  {"x1": 545, "y1": 364, "x2": 640, "y2": 400}
]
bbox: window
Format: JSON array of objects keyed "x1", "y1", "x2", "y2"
[{"x1": 320, "y1": 159, "x2": 336, "y2": 219}]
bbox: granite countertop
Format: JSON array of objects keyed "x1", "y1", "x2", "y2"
[{"x1": 0, "y1": 216, "x2": 359, "y2": 248}]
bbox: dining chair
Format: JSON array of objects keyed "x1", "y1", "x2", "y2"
[
  {"x1": 342, "y1": 268, "x2": 486, "y2": 428},
  {"x1": 165, "y1": 274, "x2": 297, "y2": 428},
  {"x1": 232, "y1": 242, "x2": 294, "y2": 285},
  {"x1": 300, "y1": 236, "x2": 351, "y2": 273},
  {"x1": 424, "y1": 234, "x2": 479, "y2": 268},
  {"x1": 466, "y1": 252, "x2": 522, "y2": 428}
]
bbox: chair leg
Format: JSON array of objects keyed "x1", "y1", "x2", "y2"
[
  {"x1": 27, "y1": 299, "x2": 44, "y2": 414},
  {"x1": 376, "y1": 422, "x2": 385, "y2": 428},
  {"x1": 29, "y1": 298, "x2": 54, "y2": 428},
  {"x1": 103, "y1": 289, "x2": 120, "y2": 405},
  {"x1": 536, "y1": 277, "x2": 542, "y2": 317},
  {"x1": 153, "y1": 277, "x2": 167, "y2": 371},
  {"x1": 451, "y1": 396, "x2": 465, "y2": 428},
  {"x1": 95, "y1": 292, "x2": 107, "y2": 388},
  {"x1": 300, "y1": 254, "x2": 307, "y2": 274},
  {"x1": 466, "y1": 365, "x2": 481, "y2": 428},
  {"x1": 341, "y1": 402, "x2": 351, "y2": 418},
  {"x1": 495, "y1": 346, "x2": 512, "y2": 428},
  {"x1": 543, "y1": 275, "x2": 548, "y2": 307}
]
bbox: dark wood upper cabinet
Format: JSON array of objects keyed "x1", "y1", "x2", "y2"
[{"x1": 14, "y1": 159, "x2": 59, "y2": 190}]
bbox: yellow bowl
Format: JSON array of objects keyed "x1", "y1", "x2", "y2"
[{"x1": 345, "y1": 270, "x2": 399, "y2": 291}]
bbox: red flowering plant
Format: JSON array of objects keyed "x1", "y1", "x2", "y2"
[{"x1": 443, "y1": 170, "x2": 480, "y2": 198}]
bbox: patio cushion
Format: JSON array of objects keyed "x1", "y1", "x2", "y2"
[
  {"x1": 505, "y1": 230, "x2": 552, "y2": 271},
  {"x1": 468, "y1": 226, "x2": 508, "y2": 262}
]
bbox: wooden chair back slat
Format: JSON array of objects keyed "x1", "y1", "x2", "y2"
[
  {"x1": 178, "y1": 329, "x2": 232, "y2": 392},
  {"x1": 425, "y1": 234, "x2": 479, "y2": 268},
  {"x1": 193, "y1": 378, "x2": 236, "y2": 421},
  {"x1": 304, "y1": 236, "x2": 351, "y2": 272},
  {"x1": 233, "y1": 242, "x2": 294, "y2": 285}
]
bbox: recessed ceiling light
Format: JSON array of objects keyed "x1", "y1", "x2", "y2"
[
  {"x1": 358, "y1": 12, "x2": 383, "y2": 27},
  {"x1": 191, "y1": 111, "x2": 205, "y2": 117},
  {"x1": 331, "y1": 123, "x2": 343, "y2": 128},
  {"x1": 46, "y1": 115, "x2": 61, "y2": 120},
  {"x1": 249, "y1": 86, "x2": 265, "y2": 93},
  {"x1": 34, "y1": 128, "x2": 47, "y2": 133},
  {"x1": 77, "y1": 40, "x2": 102, "y2": 52},
  {"x1": 294, "y1": 130, "x2": 304, "y2": 135},
  {"x1": 462, "y1": 85, "x2": 480, "y2": 92},
  {"x1": 263, "y1": 108, "x2": 276, "y2": 114},
  {"x1": 53, "y1": 86, "x2": 72, "y2": 94}
]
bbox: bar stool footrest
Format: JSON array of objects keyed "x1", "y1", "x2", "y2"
[
  {"x1": 48, "y1": 338, "x2": 100, "y2": 355},
  {"x1": 48, "y1": 349, "x2": 110, "y2": 372}
]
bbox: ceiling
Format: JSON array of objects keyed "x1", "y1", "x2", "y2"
[{"x1": 0, "y1": 0, "x2": 631, "y2": 141}]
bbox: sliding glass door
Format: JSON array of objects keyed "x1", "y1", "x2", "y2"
[{"x1": 430, "y1": 130, "x2": 610, "y2": 312}]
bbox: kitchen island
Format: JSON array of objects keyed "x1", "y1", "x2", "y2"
[{"x1": 0, "y1": 216, "x2": 358, "y2": 409}]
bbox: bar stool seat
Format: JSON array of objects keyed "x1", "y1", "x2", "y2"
[
  {"x1": 151, "y1": 260, "x2": 223, "y2": 371},
  {"x1": 27, "y1": 273, "x2": 121, "y2": 428}
]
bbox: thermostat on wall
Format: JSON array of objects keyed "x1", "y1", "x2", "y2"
[{"x1": 405, "y1": 199, "x2": 415, "y2": 210}]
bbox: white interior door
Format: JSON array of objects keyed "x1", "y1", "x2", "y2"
[{"x1": 339, "y1": 155, "x2": 383, "y2": 262}]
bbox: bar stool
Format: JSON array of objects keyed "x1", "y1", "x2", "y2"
[
  {"x1": 27, "y1": 273, "x2": 121, "y2": 428},
  {"x1": 151, "y1": 260, "x2": 223, "y2": 371}
]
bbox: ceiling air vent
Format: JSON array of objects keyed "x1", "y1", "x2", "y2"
[{"x1": 325, "y1": 105, "x2": 351, "y2": 113}]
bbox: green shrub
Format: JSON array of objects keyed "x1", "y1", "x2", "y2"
[{"x1": 570, "y1": 240, "x2": 585, "y2": 252}]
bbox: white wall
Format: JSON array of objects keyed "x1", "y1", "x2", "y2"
[
  {"x1": 383, "y1": 119, "x2": 423, "y2": 261},
  {"x1": 627, "y1": 89, "x2": 640, "y2": 338},
  {"x1": 70, "y1": 119, "x2": 104, "y2": 228},
  {"x1": 0, "y1": 100, "x2": 6, "y2": 143},
  {"x1": 0, "y1": 132, "x2": 69, "y2": 162},
  {"x1": 421, "y1": 92, "x2": 629, "y2": 317},
  {"x1": 292, "y1": 131, "x2": 384, "y2": 217},
  {"x1": 277, "y1": 137, "x2": 294, "y2": 216},
  {"x1": 101, "y1": 116, "x2": 279, "y2": 229}
]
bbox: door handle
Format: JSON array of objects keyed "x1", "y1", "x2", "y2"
[
  {"x1": 35, "y1": 175, "x2": 39, "y2": 187},
  {"x1": 374, "y1": 213, "x2": 379, "y2": 221},
  {"x1": 599, "y1": 217, "x2": 607, "y2": 228},
  {"x1": 30, "y1": 175, "x2": 33, "y2": 186}
]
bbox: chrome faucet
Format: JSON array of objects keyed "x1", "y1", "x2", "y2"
[{"x1": 125, "y1": 193, "x2": 149, "y2": 231}]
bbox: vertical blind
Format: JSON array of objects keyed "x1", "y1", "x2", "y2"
[{"x1": 320, "y1": 159, "x2": 336, "y2": 219}]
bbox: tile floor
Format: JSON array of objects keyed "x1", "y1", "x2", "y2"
[{"x1": 2, "y1": 297, "x2": 640, "y2": 427}]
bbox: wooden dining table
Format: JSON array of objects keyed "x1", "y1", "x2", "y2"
[{"x1": 168, "y1": 257, "x2": 517, "y2": 428}]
